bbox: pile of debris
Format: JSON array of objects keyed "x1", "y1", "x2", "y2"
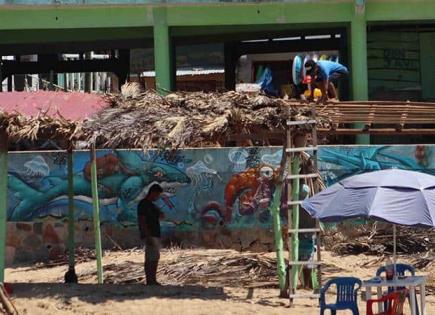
[
  {"x1": 100, "y1": 249, "x2": 278, "y2": 288},
  {"x1": 82, "y1": 91, "x2": 328, "y2": 149},
  {"x1": 324, "y1": 222, "x2": 434, "y2": 266}
]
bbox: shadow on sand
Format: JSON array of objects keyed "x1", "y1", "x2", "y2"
[{"x1": 9, "y1": 283, "x2": 228, "y2": 304}]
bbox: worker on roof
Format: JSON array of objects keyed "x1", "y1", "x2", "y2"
[{"x1": 304, "y1": 59, "x2": 349, "y2": 104}]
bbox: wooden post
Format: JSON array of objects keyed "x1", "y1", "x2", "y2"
[
  {"x1": 287, "y1": 126, "x2": 294, "y2": 302},
  {"x1": 67, "y1": 148, "x2": 75, "y2": 269},
  {"x1": 90, "y1": 143, "x2": 103, "y2": 284},
  {"x1": 0, "y1": 129, "x2": 8, "y2": 283},
  {"x1": 290, "y1": 155, "x2": 301, "y2": 289}
]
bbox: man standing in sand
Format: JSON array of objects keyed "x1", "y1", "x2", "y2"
[{"x1": 137, "y1": 184, "x2": 165, "y2": 286}]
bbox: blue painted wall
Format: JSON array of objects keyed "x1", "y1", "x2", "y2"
[{"x1": 6, "y1": 145, "x2": 435, "y2": 235}]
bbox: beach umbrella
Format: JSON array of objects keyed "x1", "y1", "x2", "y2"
[{"x1": 302, "y1": 169, "x2": 435, "y2": 270}]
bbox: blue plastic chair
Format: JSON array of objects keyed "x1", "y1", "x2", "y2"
[
  {"x1": 376, "y1": 263, "x2": 419, "y2": 315},
  {"x1": 320, "y1": 277, "x2": 361, "y2": 315}
]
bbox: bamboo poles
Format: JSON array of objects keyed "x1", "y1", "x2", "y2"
[
  {"x1": 65, "y1": 147, "x2": 78, "y2": 283},
  {"x1": 90, "y1": 142, "x2": 103, "y2": 284},
  {"x1": 270, "y1": 185, "x2": 286, "y2": 297},
  {"x1": 271, "y1": 138, "x2": 290, "y2": 297},
  {"x1": 0, "y1": 130, "x2": 7, "y2": 283},
  {"x1": 290, "y1": 156, "x2": 301, "y2": 290}
]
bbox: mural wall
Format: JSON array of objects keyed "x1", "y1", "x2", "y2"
[
  {"x1": 4, "y1": 145, "x2": 435, "y2": 263},
  {"x1": 7, "y1": 148, "x2": 283, "y2": 230},
  {"x1": 7, "y1": 145, "x2": 435, "y2": 227}
]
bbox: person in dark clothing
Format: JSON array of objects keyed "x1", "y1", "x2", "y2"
[{"x1": 137, "y1": 184, "x2": 164, "y2": 285}]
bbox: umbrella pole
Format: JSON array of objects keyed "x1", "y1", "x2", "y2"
[{"x1": 393, "y1": 224, "x2": 397, "y2": 278}]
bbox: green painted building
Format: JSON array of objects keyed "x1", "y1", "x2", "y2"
[{"x1": 0, "y1": 0, "x2": 435, "y2": 101}]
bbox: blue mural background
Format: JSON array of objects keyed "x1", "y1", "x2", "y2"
[{"x1": 6, "y1": 145, "x2": 435, "y2": 233}]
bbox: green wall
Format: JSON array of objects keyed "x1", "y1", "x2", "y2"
[
  {"x1": 367, "y1": 28, "x2": 435, "y2": 102},
  {"x1": 367, "y1": 31, "x2": 421, "y2": 101},
  {"x1": 420, "y1": 32, "x2": 435, "y2": 101}
]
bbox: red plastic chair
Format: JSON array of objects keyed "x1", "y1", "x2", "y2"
[{"x1": 366, "y1": 289, "x2": 408, "y2": 315}]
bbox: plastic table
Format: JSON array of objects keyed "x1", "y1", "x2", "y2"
[{"x1": 362, "y1": 275, "x2": 427, "y2": 315}]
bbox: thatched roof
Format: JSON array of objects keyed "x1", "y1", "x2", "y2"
[
  {"x1": 3, "y1": 88, "x2": 435, "y2": 150},
  {"x1": 81, "y1": 91, "x2": 321, "y2": 149},
  {"x1": 0, "y1": 91, "x2": 105, "y2": 145},
  {"x1": 0, "y1": 110, "x2": 81, "y2": 144}
]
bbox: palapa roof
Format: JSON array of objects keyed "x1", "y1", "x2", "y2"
[
  {"x1": 0, "y1": 91, "x2": 107, "y2": 144},
  {"x1": 82, "y1": 91, "x2": 320, "y2": 149},
  {"x1": 2, "y1": 89, "x2": 435, "y2": 150}
]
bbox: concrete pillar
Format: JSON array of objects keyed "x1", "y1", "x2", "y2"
[
  {"x1": 351, "y1": 0, "x2": 370, "y2": 144},
  {"x1": 153, "y1": 8, "x2": 174, "y2": 94},
  {"x1": 224, "y1": 42, "x2": 237, "y2": 91}
]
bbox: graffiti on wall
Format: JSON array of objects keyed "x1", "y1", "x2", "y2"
[
  {"x1": 318, "y1": 145, "x2": 434, "y2": 186},
  {"x1": 7, "y1": 148, "x2": 283, "y2": 232},
  {"x1": 6, "y1": 146, "x2": 435, "y2": 234}
]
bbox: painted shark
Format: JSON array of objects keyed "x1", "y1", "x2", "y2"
[{"x1": 8, "y1": 151, "x2": 190, "y2": 221}]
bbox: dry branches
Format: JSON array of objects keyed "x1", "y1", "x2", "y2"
[{"x1": 82, "y1": 91, "x2": 321, "y2": 149}]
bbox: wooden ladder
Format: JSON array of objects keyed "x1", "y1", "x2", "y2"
[{"x1": 286, "y1": 103, "x2": 322, "y2": 306}]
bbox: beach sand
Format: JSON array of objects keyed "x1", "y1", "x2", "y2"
[{"x1": 5, "y1": 249, "x2": 434, "y2": 315}]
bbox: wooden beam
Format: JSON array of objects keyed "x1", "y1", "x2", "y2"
[
  {"x1": 318, "y1": 128, "x2": 435, "y2": 135},
  {"x1": 1, "y1": 58, "x2": 123, "y2": 77},
  {"x1": 66, "y1": 148, "x2": 77, "y2": 278},
  {"x1": 227, "y1": 126, "x2": 435, "y2": 142},
  {"x1": 236, "y1": 38, "x2": 340, "y2": 56}
]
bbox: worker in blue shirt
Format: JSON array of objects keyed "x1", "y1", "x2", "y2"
[{"x1": 304, "y1": 59, "x2": 349, "y2": 103}]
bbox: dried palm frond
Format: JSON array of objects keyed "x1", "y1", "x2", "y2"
[{"x1": 82, "y1": 91, "x2": 325, "y2": 149}]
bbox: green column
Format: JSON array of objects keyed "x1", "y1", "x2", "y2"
[
  {"x1": 0, "y1": 130, "x2": 7, "y2": 283},
  {"x1": 90, "y1": 145, "x2": 103, "y2": 284},
  {"x1": 67, "y1": 148, "x2": 75, "y2": 269},
  {"x1": 153, "y1": 8, "x2": 174, "y2": 95},
  {"x1": 351, "y1": 1, "x2": 370, "y2": 144}
]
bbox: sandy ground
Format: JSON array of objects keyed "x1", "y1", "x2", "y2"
[{"x1": 4, "y1": 249, "x2": 434, "y2": 315}]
